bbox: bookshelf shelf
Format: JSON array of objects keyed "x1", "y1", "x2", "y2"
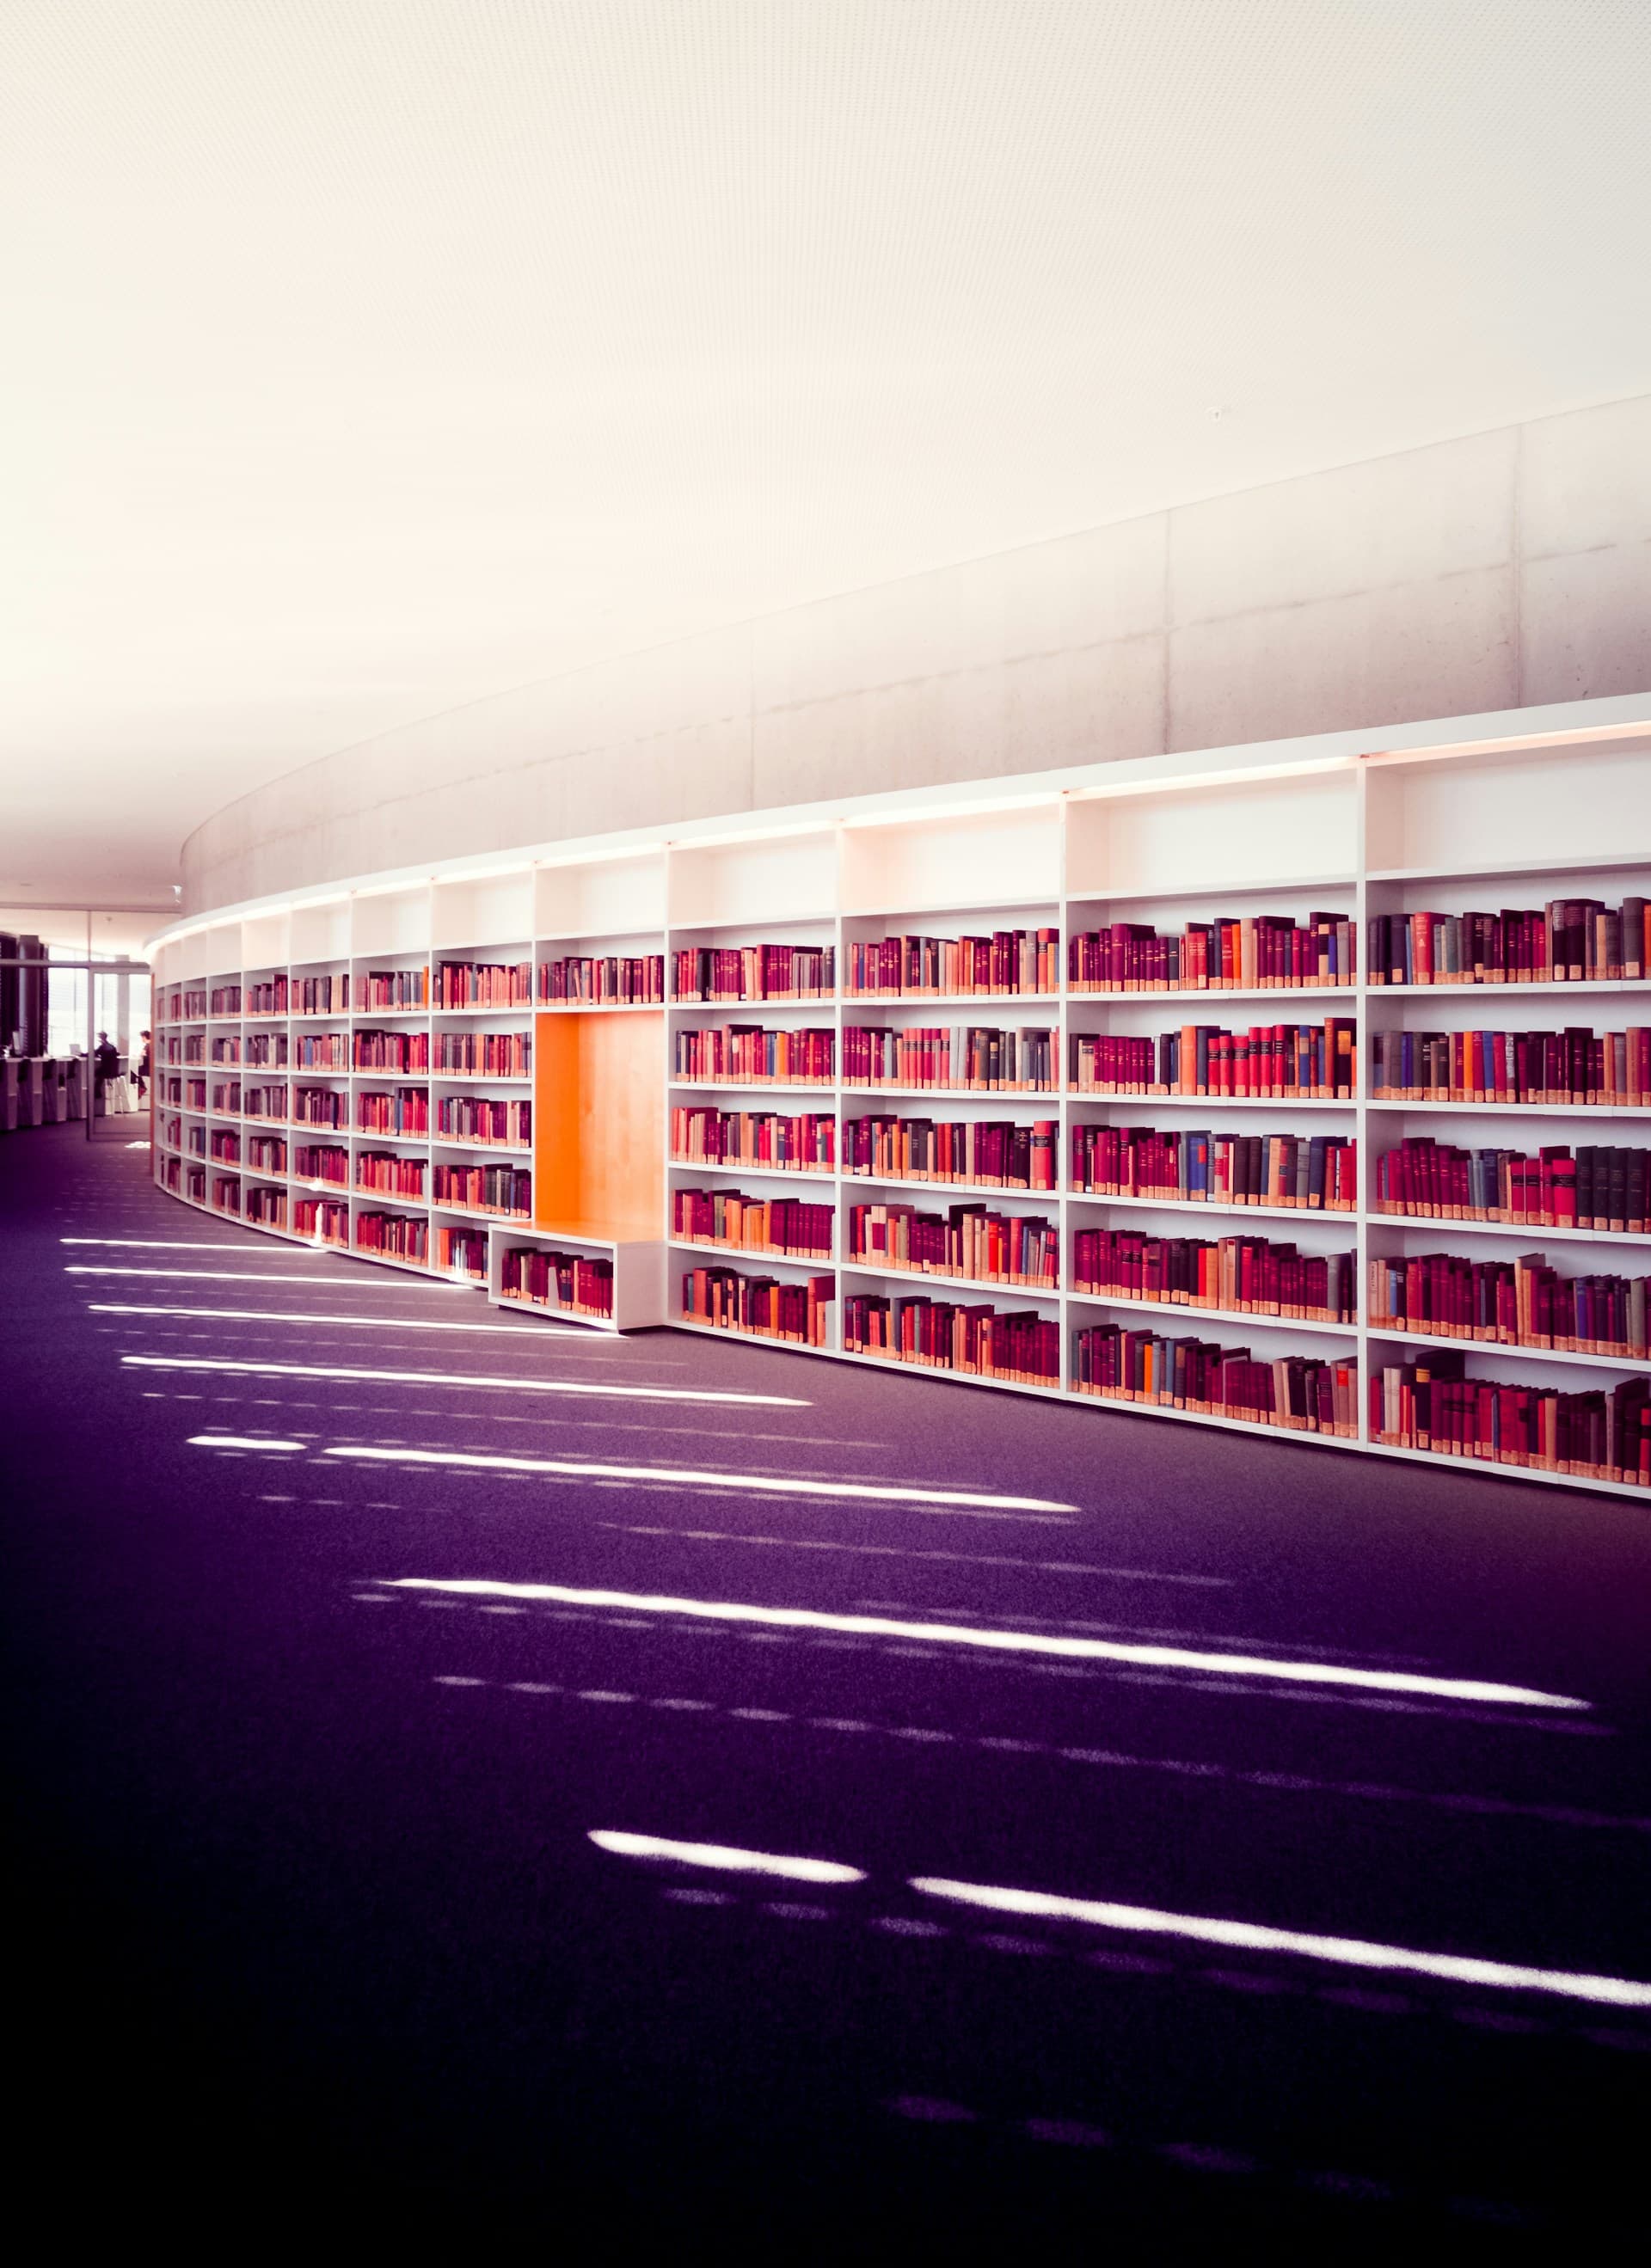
[
  {"x1": 148, "y1": 689, "x2": 1651, "y2": 1503},
  {"x1": 1067, "y1": 1289, "x2": 1358, "y2": 1338},
  {"x1": 1367, "y1": 1211, "x2": 1650, "y2": 1246},
  {"x1": 1070, "y1": 1190, "x2": 1351, "y2": 1223},
  {"x1": 1371, "y1": 981, "x2": 1651, "y2": 996},
  {"x1": 1067, "y1": 987, "x2": 1357, "y2": 1002},
  {"x1": 845, "y1": 1172, "x2": 1052, "y2": 1200},
  {"x1": 1367, "y1": 855, "x2": 1651, "y2": 885},
  {"x1": 840, "y1": 1260, "x2": 1060, "y2": 1302},
  {"x1": 1366, "y1": 1326, "x2": 1648, "y2": 1373},
  {"x1": 1069, "y1": 1091, "x2": 1354, "y2": 1109},
  {"x1": 1366, "y1": 1100, "x2": 1651, "y2": 1118},
  {"x1": 848, "y1": 1084, "x2": 1058, "y2": 1102}
]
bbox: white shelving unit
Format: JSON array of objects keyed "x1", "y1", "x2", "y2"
[{"x1": 146, "y1": 693, "x2": 1651, "y2": 1494}]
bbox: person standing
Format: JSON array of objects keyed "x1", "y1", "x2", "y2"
[
  {"x1": 94, "y1": 1029, "x2": 118, "y2": 1113},
  {"x1": 136, "y1": 1028, "x2": 151, "y2": 1104}
]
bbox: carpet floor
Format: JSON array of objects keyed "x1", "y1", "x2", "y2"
[{"x1": 4, "y1": 1122, "x2": 1648, "y2": 2248}]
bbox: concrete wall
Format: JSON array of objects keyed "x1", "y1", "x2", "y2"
[{"x1": 183, "y1": 391, "x2": 1651, "y2": 912}]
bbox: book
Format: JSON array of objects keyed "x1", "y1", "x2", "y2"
[
  {"x1": 435, "y1": 960, "x2": 532, "y2": 1008},
  {"x1": 433, "y1": 1094, "x2": 531, "y2": 1147},
  {"x1": 672, "y1": 1024, "x2": 835, "y2": 1085},
  {"x1": 672, "y1": 1187, "x2": 835, "y2": 1260},
  {"x1": 1072, "y1": 1326, "x2": 1357, "y2": 1434},
  {"x1": 1069, "y1": 1124, "x2": 1357, "y2": 1211},
  {"x1": 1371, "y1": 1025, "x2": 1649, "y2": 1104},
  {"x1": 1372, "y1": 1139, "x2": 1648, "y2": 1231},
  {"x1": 1069, "y1": 1018, "x2": 1357, "y2": 1099},
  {"x1": 434, "y1": 1031, "x2": 531, "y2": 1077},
  {"x1": 359, "y1": 966, "x2": 429, "y2": 1008},
  {"x1": 1368, "y1": 1248, "x2": 1650, "y2": 1356},
  {"x1": 1371, "y1": 1354, "x2": 1651, "y2": 1484},
  {"x1": 1072, "y1": 1230, "x2": 1355, "y2": 1321},
  {"x1": 682, "y1": 1265, "x2": 834, "y2": 1345},
  {"x1": 669, "y1": 1106, "x2": 836, "y2": 1173},
  {"x1": 843, "y1": 1293, "x2": 1059, "y2": 1383},
  {"x1": 847, "y1": 1201, "x2": 1059, "y2": 1287},
  {"x1": 501, "y1": 1245, "x2": 616, "y2": 1316},
  {"x1": 840, "y1": 1025, "x2": 1055, "y2": 1091},
  {"x1": 432, "y1": 1162, "x2": 531, "y2": 1217},
  {"x1": 845, "y1": 929, "x2": 1058, "y2": 997},
  {"x1": 1069, "y1": 911, "x2": 1354, "y2": 992},
  {"x1": 673, "y1": 943, "x2": 835, "y2": 1002},
  {"x1": 541, "y1": 953, "x2": 666, "y2": 1005},
  {"x1": 841, "y1": 1113, "x2": 1057, "y2": 1190}
]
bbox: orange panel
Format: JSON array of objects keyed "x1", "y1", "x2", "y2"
[{"x1": 533, "y1": 1011, "x2": 663, "y2": 1239}]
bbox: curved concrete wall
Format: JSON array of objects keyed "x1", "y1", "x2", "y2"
[{"x1": 184, "y1": 391, "x2": 1651, "y2": 914}]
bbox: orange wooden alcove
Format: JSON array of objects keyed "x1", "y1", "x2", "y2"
[{"x1": 531, "y1": 1008, "x2": 663, "y2": 1237}]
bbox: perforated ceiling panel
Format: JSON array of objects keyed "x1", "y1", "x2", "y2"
[{"x1": 3, "y1": 1, "x2": 1648, "y2": 901}]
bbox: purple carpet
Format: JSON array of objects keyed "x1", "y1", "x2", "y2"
[{"x1": 4, "y1": 1122, "x2": 1648, "y2": 2244}]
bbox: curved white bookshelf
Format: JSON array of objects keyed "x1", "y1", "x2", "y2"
[{"x1": 147, "y1": 691, "x2": 1651, "y2": 1497}]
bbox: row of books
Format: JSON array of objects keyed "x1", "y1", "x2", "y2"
[
  {"x1": 842, "y1": 1296, "x2": 1059, "y2": 1385},
  {"x1": 435, "y1": 959, "x2": 534, "y2": 1008},
  {"x1": 352, "y1": 1030, "x2": 430, "y2": 1070},
  {"x1": 210, "y1": 985, "x2": 241, "y2": 1016},
  {"x1": 1071, "y1": 1327, "x2": 1359, "y2": 1435},
  {"x1": 845, "y1": 929, "x2": 1059, "y2": 998},
  {"x1": 292, "y1": 976, "x2": 347, "y2": 1014},
  {"x1": 1370, "y1": 1355, "x2": 1650, "y2": 1484},
  {"x1": 432, "y1": 1162, "x2": 532, "y2": 1217},
  {"x1": 295, "y1": 1143, "x2": 351, "y2": 1185},
  {"x1": 672, "y1": 1026, "x2": 836, "y2": 1086},
  {"x1": 213, "y1": 1177, "x2": 241, "y2": 1213},
  {"x1": 185, "y1": 1079, "x2": 207, "y2": 1108},
  {"x1": 681, "y1": 1266, "x2": 833, "y2": 1345},
  {"x1": 208, "y1": 1038, "x2": 237, "y2": 1064},
  {"x1": 673, "y1": 944, "x2": 836, "y2": 1001},
  {"x1": 209, "y1": 1081, "x2": 236, "y2": 1112},
  {"x1": 360, "y1": 968, "x2": 428, "y2": 1008},
  {"x1": 439, "y1": 1226, "x2": 490, "y2": 1281},
  {"x1": 1069, "y1": 1125, "x2": 1357, "y2": 1211},
  {"x1": 1368, "y1": 1251, "x2": 1650, "y2": 1357},
  {"x1": 294, "y1": 1033, "x2": 349, "y2": 1069},
  {"x1": 1071, "y1": 1231, "x2": 1355, "y2": 1322},
  {"x1": 438, "y1": 1033, "x2": 531, "y2": 1076},
  {"x1": 356, "y1": 1088, "x2": 429, "y2": 1135},
  {"x1": 1369, "y1": 1026, "x2": 1650, "y2": 1106},
  {"x1": 1367, "y1": 901, "x2": 1651, "y2": 986},
  {"x1": 1068, "y1": 913, "x2": 1355, "y2": 993},
  {"x1": 840, "y1": 1114, "x2": 1057, "y2": 1189},
  {"x1": 1069, "y1": 1020, "x2": 1358, "y2": 1100},
  {"x1": 249, "y1": 979, "x2": 287, "y2": 1014},
  {"x1": 209, "y1": 1131, "x2": 238, "y2": 1162},
  {"x1": 247, "y1": 1136, "x2": 286, "y2": 1174},
  {"x1": 1371, "y1": 1140, "x2": 1647, "y2": 1231},
  {"x1": 185, "y1": 1126, "x2": 206, "y2": 1155},
  {"x1": 500, "y1": 1246, "x2": 616, "y2": 1318},
  {"x1": 541, "y1": 953, "x2": 666, "y2": 1005},
  {"x1": 668, "y1": 1106, "x2": 837, "y2": 1173},
  {"x1": 356, "y1": 1151, "x2": 427, "y2": 1197},
  {"x1": 244, "y1": 1186, "x2": 286, "y2": 1229},
  {"x1": 245, "y1": 1084, "x2": 288, "y2": 1120},
  {"x1": 672, "y1": 1189, "x2": 835, "y2": 1260},
  {"x1": 846, "y1": 1203, "x2": 1059, "y2": 1288},
  {"x1": 355, "y1": 1210, "x2": 429, "y2": 1263},
  {"x1": 435, "y1": 1095, "x2": 531, "y2": 1147},
  {"x1": 295, "y1": 1197, "x2": 349, "y2": 1244},
  {"x1": 842, "y1": 1025, "x2": 1057, "y2": 1092},
  {"x1": 185, "y1": 1165, "x2": 205, "y2": 1200},
  {"x1": 292, "y1": 1088, "x2": 348, "y2": 1129},
  {"x1": 247, "y1": 1034, "x2": 285, "y2": 1066},
  {"x1": 181, "y1": 990, "x2": 208, "y2": 1019}
]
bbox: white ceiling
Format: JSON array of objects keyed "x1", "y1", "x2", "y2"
[{"x1": 3, "y1": 0, "x2": 1648, "y2": 911}]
